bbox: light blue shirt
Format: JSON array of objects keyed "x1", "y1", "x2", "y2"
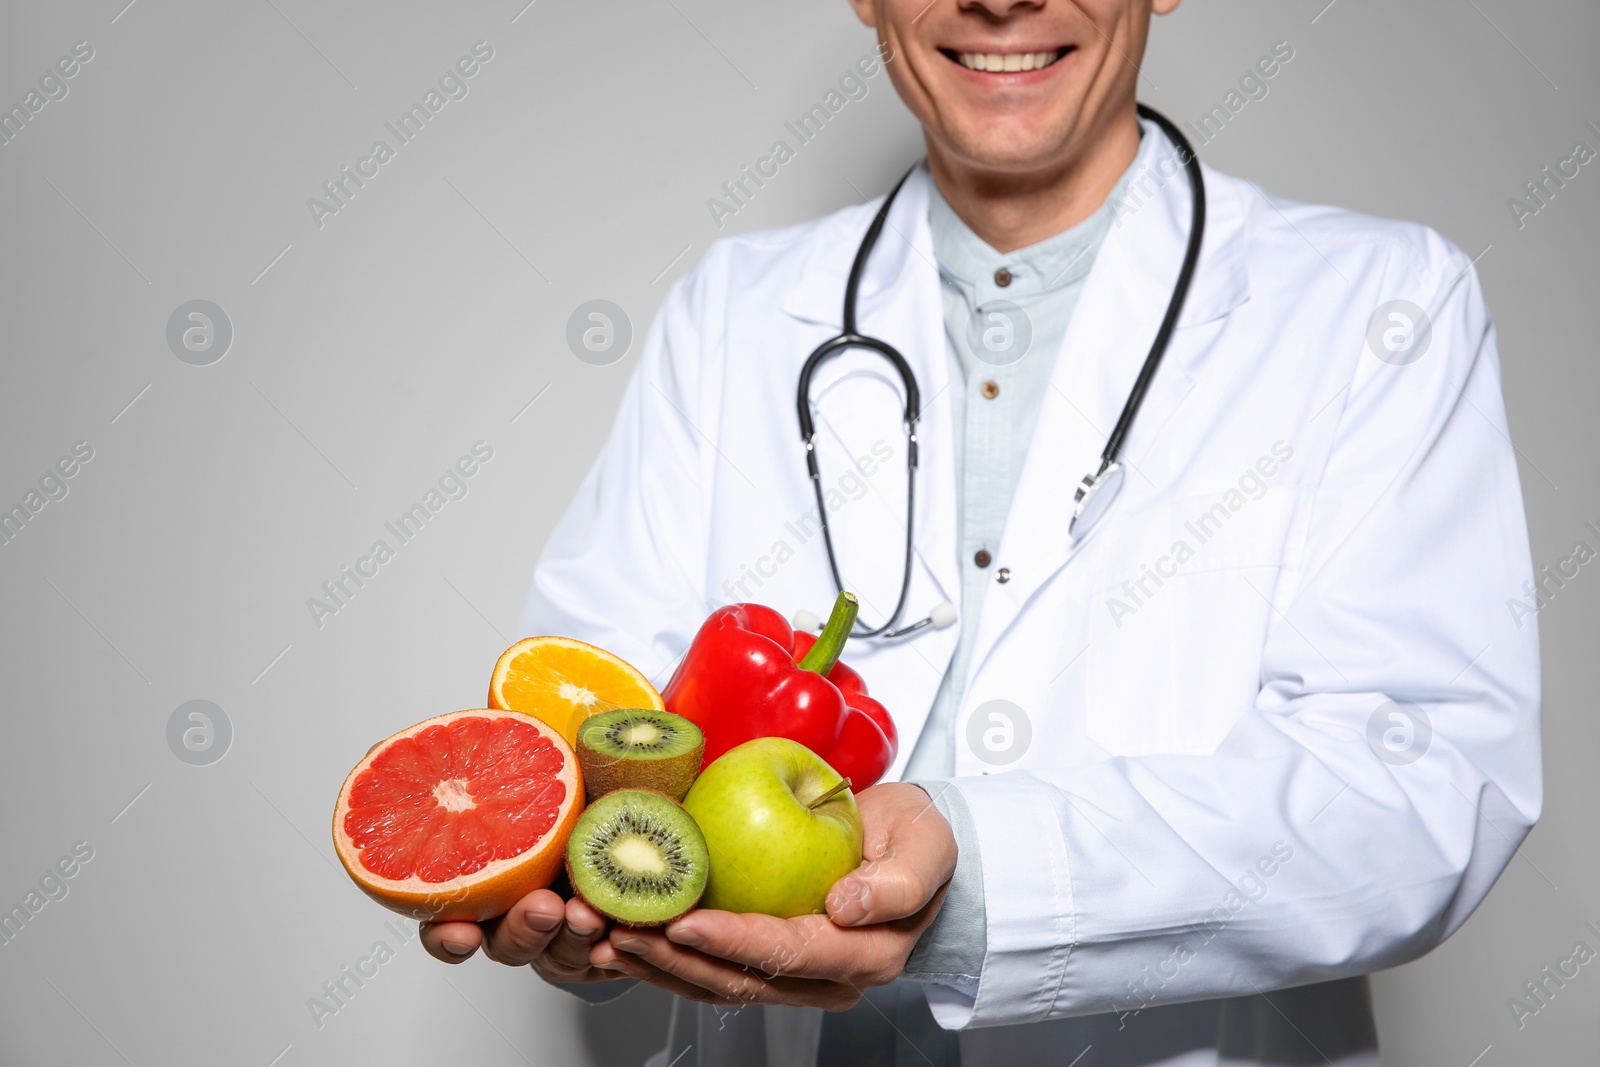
[{"x1": 904, "y1": 131, "x2": 1151, "y2": 992}]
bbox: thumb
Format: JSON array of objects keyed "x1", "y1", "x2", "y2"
[{"x1": 825, "y1": 809, "x2": 955, "y2": 927}]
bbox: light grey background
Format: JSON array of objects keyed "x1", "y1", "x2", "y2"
[{"x1": 1, "y1": 1, "x2": 1595, "y2": 1065}]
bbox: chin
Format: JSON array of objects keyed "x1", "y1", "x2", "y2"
[{"x1": 942, "y1": 123, "x2": 1074, "y2": 173}]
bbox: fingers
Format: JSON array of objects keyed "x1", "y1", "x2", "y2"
[
  {"x1": 664, "y1": 900, "x2": 940, "y2": 987},
  {"x1": 421, "y1": 889, "x2": 630, "y2": 989},
  {"x1": 591, "y1": 947, "x2": 755, "y2": 1007},
  {"x1": 422, "y1": 889, "x2": 564, "y2": 966},
  {"x1": 827, "y1": 782, "x2": 957, "y2": 927},
  {"x1": 478, "y1": 889, "x2": 570, "y2": 967},
  {"x1": 566, "y1": 894, "x2": 607, "y2": 932},
  {"x1": 664, "y1": 910, "x2": 849, "y2": 979},
  {"x1": 421, "y1": 919, "x2": 484, "y2": 964},
  {"x1": 533, "y1": 896, "x2": 610, "y2": 974},
  {"x1": 605, "y1": 928, "x2": 849, "y2": 1009}
]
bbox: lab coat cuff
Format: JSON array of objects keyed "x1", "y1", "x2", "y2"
[
  {"x1": 903, "y1": 780, "x2": 988, "y2": 989},
  {"x1": 942, "y1": 772, "x2": 1075, "y2": 1029}
]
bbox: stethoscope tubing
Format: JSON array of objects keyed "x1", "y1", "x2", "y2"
[
  {"x1": 795, "y1": 104, "x2": 1205, "y2": 638},
  {"x1": 1092, "y1": 104, "x2": 1207, "y2": 480}
]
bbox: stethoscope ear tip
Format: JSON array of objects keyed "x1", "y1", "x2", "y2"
[
  {"x1": 930, "y1": 601, "x2": 957, "y2": 629},
  {"x1": 791, "y1": 608, "x2": 823, "y2": 633}
]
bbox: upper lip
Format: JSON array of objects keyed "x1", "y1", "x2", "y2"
[{"x1": 940, "y1": 44, "x2": 1068, "y2": 54}]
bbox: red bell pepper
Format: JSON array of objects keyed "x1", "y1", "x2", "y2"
[{"x1": 661, "y1": 592, "x2": 898, "y2": 787}]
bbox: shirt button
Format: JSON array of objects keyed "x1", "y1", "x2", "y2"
[
  {"x1": 994, "y1": 267, "x2": 1012, "y2": 287},
  {"x1": 996, "y1": 567, "x2": 1011, "y2": 584},
  {"x1": 981, "y1": 380, "x2": 1000, "y2": 399},
  {"x1": 974, "y1": 549, "x2": 992, "y2": 568}
]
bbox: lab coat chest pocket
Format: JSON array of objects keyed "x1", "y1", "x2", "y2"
[{"x1": 1084, "y1": 488, "x2": 1300, "y2": 756}]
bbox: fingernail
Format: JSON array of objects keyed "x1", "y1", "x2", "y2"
[
  {"x1": 568, "y1": 924, "x2": 596, "y2": 938},
  {"x1": 527, "y1": 912, "x2": 561, "y2": 933},
  {"x1": 667, "y1": 926, "x2": 703, "y2": 948},
  {"x1": 441, "y1": 941, "x2": 474, "y2": 956},
  {"x1": 615, "y1": 937, "x2": 648, "y2": 956},
  {"x1": 828, "y1": 880, "x2": 870, "y2": 925},
  {"x1": 596, "y1": 958, "x2": 628, "y2": 971}
]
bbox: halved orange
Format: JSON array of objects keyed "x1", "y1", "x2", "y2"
[
  {"x1": 333, "y1": 709, "x2": 583, "y2": 922},
  {"x1": 488, "y1": 636, "x2": 663, "y2": 745}
]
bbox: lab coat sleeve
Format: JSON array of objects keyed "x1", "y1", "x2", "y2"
[
  {"x1": 516, "y1": 265, "x2": 714, "y2": 683},
  {"x1": 937, "y1": 242, "x2": 1543, "y2": 1029},
  {"x1": 902, "y1": 781, "x2": 985, "y2": 997}
]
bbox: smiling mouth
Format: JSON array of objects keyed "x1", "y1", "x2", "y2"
[{"x1": 940, "y1": 48, "x2": 1071, "y2": 73}]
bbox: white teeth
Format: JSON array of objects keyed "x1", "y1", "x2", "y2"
[{"x1": 958, "y1": 50, "x2": 1059, "y2": 72}]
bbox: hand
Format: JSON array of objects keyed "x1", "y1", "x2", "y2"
[
  {"x1": 588, "y1": 782, "x2": 958, "y2": 1009},
  {"x1": 420, "y1": 889, "x2": 624, "y2": 987}
]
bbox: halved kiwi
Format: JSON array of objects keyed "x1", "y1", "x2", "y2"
[
  {"x1": 565, "y1": 789, "x2": 708, "y2": 926},
  {"x1": 576, "y1": 708, "x2": 705, "y2": 802}
]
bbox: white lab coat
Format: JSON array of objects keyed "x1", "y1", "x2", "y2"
[{"x1": 520, "y1": 120, "x2": 1541, "y2": 1066}]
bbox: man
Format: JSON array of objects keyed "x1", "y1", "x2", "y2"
[{"x1": 421, "y1": 0, "x2": 1541, "y2": 1064}]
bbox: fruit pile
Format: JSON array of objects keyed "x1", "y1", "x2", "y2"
[{"x1": 333, "y1": 593, "x2": 886, "y2": 928}]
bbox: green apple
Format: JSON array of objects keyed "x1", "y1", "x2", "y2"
[{"x1": 681, "y1": 736, "x2": 864, "y2": 917}]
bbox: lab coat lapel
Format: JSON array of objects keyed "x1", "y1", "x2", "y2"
[
  {"x1": 966, "y1": 126, "x2": 1250, "y2": 679},
  {"x1": 780, "y1": 167, "x2": 961, "y2": 763}
]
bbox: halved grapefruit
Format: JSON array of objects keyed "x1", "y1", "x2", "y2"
[
  {"x1": 488, "y1": 636, "x2": 663, "y2": 745},
  {"x1": 333, "y1": 709, "x2": 583, "y2": 922}
]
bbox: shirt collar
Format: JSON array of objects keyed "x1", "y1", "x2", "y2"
[{"x1": 927, "y1": 127, "x2": 1152, "y2": 303}]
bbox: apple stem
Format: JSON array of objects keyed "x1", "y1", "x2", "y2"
[
  {"x1": 807, "y1": 777, "x2": 853, "y2": 810},
  {"x1": 797, "y1": 592, "x2": 859, "y2": 676}
]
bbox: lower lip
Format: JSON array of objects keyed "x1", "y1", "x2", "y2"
[{"x1": 946, "y1": 51, "x2": 1073, "y2": 87}]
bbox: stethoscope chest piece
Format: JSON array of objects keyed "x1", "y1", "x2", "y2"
[{"x1": 1069, "y1": 461, "x2": 1125, "y2": 540}]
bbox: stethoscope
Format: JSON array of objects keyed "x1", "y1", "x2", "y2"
[{"x1": 794, "y1": 104, "x2": 1206, "y2": 640}]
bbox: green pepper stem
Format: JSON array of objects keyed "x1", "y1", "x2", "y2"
[{"x1": 797, "y1": 591, "x2": 858, "y2": 676}]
